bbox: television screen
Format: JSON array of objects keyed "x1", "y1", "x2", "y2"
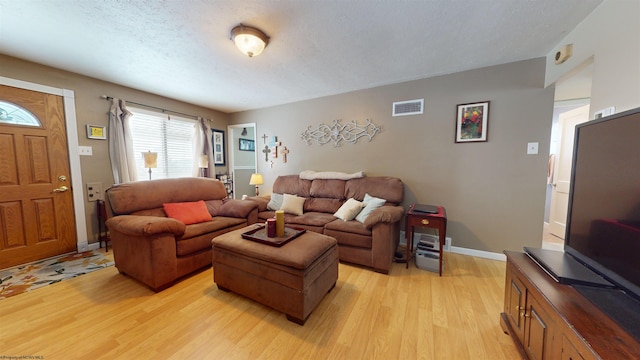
[{"x1": 564, "y1": 107, "x2": 640, "y2": 301}]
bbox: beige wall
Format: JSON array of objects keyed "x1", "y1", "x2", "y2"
[
  {"x1": 0, "y1": 54, "x2": 230, "y2": 245},
  {"x1": 546, "y1": 0, "x2": 640, "y2": 116},
  {"x1": 231, "y1": 58, "x2": 555, "y2": 254}
]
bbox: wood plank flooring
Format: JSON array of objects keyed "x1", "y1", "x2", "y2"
[{"x1": 0, "y1": 251, "x2": 520, "y2": 359}]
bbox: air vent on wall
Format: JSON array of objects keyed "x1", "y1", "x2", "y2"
[{"x1": 392, "y1": 99, "x2": 424, "y2": 116}]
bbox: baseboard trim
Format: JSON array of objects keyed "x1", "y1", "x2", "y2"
[
  {"x1": 449, "y1": 246, "x2": 506, "y2": 261},
  {"x1": 85, "y1": 242, "x2": 101, "y2": 251},
  {"x1": 399, "y1": 230, "x2": 506, "y2": 261}
]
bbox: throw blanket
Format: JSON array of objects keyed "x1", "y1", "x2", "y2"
[{"x1": 299, "y1": 170, "x2": 365, "y2": 180}]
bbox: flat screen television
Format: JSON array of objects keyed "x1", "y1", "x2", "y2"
[
  {"x1": 524, "y1": 106, "x2": 640, "y2": 340},
  {"x1": 564, "y1": 106, "x2": 640, "y2": 301}
]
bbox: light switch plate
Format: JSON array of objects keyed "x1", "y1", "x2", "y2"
[
  {"x1": 527, "y1": 142, "x2": 539, "y2": 155},
  {"x1": 79, "y1": 146, "x2": 92, "y2": 156}
]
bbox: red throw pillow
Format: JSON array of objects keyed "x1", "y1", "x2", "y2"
[{"x1": 163, "y1": 200, "x2": 212, "y2": 225}]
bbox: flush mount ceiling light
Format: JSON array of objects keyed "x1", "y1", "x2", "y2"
[{"x1": 230, "y1": 24, "x2": 269, "y2": 58}]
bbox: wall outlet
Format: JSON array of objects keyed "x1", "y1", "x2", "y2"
[
  {"x1": 86, "y1": 182, "x2": 103, "y2": 202},
  {"x1": 527, "y1": 142, "x2": 539, "y2": 155}
]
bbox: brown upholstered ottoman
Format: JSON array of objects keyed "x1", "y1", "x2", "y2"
[{"x1": 212, "y1": 224, "x2": 339, "y2": 325}]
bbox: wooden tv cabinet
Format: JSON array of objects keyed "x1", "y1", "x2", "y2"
[{"x1": 500, "y1": 251, "x2": 640, "y2": 359}]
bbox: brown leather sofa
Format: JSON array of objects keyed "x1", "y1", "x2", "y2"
[
  {"x1": 105, "y1": 177, "x2": 259, "y2": 291},
  {"x1": 247, "y1": 175, "x2": 404, "y2": 274}
]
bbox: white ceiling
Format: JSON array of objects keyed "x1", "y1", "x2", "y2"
[{"x1": 0, "y1": 0, "x2": 602, "y2": 113}]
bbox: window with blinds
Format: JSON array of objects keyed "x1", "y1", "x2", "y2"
[{"x1": 128, "y1": 107, "x2": 195, "y2": 180}]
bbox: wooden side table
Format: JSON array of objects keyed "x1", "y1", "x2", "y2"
[
  {"x1": 405, "y1": 204, "x2": 447, "y2": 276},
  {"x1": 97, "y1": 200, "x2": 110, "y2": 252}
]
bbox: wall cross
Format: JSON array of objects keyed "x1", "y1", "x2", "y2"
[
  {"x1": 262, "y1": 145, "x2": 271, "y2": 162},
  {"x1": 281, "y1": 146, "x2": 289, "y2": 163}
]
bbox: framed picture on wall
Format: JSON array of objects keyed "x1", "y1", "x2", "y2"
[
  {"x1": 455, "y1": 101, "x2": 490, "y2": 143},
  {"x1": 86, "y1": 124, "x2": 107, "y2": 140},
  {"x1": 239, "y1": 138, "x2": 255, "y2": 151},
  {"x1": 212, "y1": 129, "x2": 225, "y2": 165}
]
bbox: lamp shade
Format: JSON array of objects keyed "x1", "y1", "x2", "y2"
[
  {"x1": 249, "y1": 173, "x2": 264, "y2": 186},
  {"x1": 142, "y1": 151, "x2": 158, "y2": 168},
  {"x1": 199, "y1": 155, "x2": 209, "y2": 168},
  {"x1": 231, "y1": 24, "x2": 269, "y2": 57}
]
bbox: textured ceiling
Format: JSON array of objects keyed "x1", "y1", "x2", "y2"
[{"x1": 0, "y1": 0, "x2": 602, "y2": 113}]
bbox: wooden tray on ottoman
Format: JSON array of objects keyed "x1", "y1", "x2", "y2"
[{"x1": 241, "y1": 224, "x2": 306, "y2": 247}]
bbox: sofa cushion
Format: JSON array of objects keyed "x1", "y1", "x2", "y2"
[
  {"x1": 273, "y1": 175, "x2": 311, "y2": 198},
  {"x1": 267, "y1": 193, "x2": 284, "y2": 210},
  {"x1": 107, "y1": 177, "x2": 228, "y2": 215},
  {"x1": 355, "y1": 193, "x2": 386, "y2": 223},
  {"x1": 282, "y1": 212, "x2": 337, "y2": 227},
  {"x1": 281, "y1": 194, "x2": 306, "y2": 215},
  {"x1": 163, "y1": 200, "x2": 213, "y2": 225},
  {"x1": 130, "y1": 208, "x2": 166, "y2": 217},
  {"x1": 310, "y1": 179, "x2": 346, "y2": 199},
  {"x1": 181, "y1": 216, "x2": 247, "y2": 239},
  {"x1": 324, "y1": 218, "x2": 372, "y2": 237},
  {"x1": 177, "y1": 217, "x2": 247, "y2": 256},
  {"x1": 304, "y1": 198, "x2": 343, "y2": 213},
  {"x1": 344, "y1": 176, "x2": 403, "y2": 205},
  {"x1": 334, "y1": 198, "x2": 364, "y2": 221}
]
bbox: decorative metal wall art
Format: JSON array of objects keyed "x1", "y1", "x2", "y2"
[{"x1": 301, "y1": 119, "x2": 381, "y2": 147}]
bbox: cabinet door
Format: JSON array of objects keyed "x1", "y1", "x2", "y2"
[
  {"x1": 561, "y1": 335, "x2": 585, "y2": 360},
  {"x1": 506, "y1": 273, "x2": 527, "y2": 343},
  {"x1": 524, "y1": 295, "x2": 551, "y2": 360}
]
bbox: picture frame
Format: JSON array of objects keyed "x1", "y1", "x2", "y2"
[
  {"x1": 239, "y1": 138, "x2": 255, "y2": 151},
  {"x1": 212, "y1": 129, "x2": 225, "y2": 165},
  {"x1": 86, "y1": 124, "x2": 107, "y2": 140},
  {"x1": 455, "y1": 101, "x2": 490, "y2": 143}
]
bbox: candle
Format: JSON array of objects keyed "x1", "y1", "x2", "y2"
[
  {"x1": 266, "y1": 218, "x2": 276, "y2": 237},
  {"x1": 275, "y1": 210, "x2": 285, "y2": 237}
]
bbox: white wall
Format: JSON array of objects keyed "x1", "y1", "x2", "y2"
[{"x1": 545, "y1": 0, "x2": 640, "y2": 116}]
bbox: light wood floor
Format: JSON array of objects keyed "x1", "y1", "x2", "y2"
[{"x1": 0, "y1": 251, "x2": 520, "y2": 359}]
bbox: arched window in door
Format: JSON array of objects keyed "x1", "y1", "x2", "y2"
[{"x1": 0, "y1": 100, "x2": 41, "y2": 126}]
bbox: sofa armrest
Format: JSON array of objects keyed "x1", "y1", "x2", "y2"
[
  {"x1": 245, "y1": 195, "x2": 270, "y2": 212},
  {"x1": 363, "y1": 205, "x2": 405, "y2": 230},
  {"x1": 106, "y1": 215, "x2": 186, "y2": 237},
  {"x1": 218, "y1": 199, "x2": 259, "y2": 218}
]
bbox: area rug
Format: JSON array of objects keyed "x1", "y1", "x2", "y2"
[{"x1": 0, "y1": 250, "x2": 114, "y2": 300}]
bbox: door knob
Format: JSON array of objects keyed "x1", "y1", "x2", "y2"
[{"x1": 53, "y1": 186, "x2": 69, "y2": 193}]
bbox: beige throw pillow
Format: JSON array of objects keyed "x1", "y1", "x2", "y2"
[
  {"x1": 334, "y1": 198, "x2": 364, "y2": 221},
  {"x1": 280, "y1": 194, "x2": 305, "y2": 215}
]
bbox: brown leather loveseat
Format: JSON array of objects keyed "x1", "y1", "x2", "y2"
[
  {"x1": 105, "y1": 177, "x2": 259, "y2": 291},
  {"x1": 248, "y1": 174, "x2": 404, "y2": 273}
]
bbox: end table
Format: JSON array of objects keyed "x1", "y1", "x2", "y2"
[
  {"x1": 97, "y1": 200, "x2": 110, "y2": 252},
  {"x1": 405, "y1": 204, "x2": 447, "y2": 276}
]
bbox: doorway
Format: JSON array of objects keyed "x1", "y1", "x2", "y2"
[
  {"x1": 542, "y1": 60, "x2": 593, "y2": 251},
  {"x1": 0, "y1": 78, "x2": 87, "y2": 268},
  {"x1": 227, "y1": 123, "x2": 257, "y2": 199}
]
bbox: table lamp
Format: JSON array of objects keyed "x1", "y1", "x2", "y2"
[
  {"x1": 249, "y1": 173, "x2": 264, "y2": 196},
  {"x1": 199, "y1": 155, "x2": 209, "y2": 177},
  {"x1": 142, "y1": 151, "x2": 157, "y2": 180}
]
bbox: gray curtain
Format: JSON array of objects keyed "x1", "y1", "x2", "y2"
[
  {"x1": 108, "y1": 99, "x2": 138, "y2": 183},
  {"x1": 192, "y1": 117, "x2": 214, "y2": 178}
]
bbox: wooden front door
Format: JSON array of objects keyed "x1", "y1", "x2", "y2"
[{"x1": 0, "y1": 84, "x2": 76, "y2": 269}]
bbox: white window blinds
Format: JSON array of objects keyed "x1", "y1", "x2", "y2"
[{"x1": 129, "y1": 107, "x2": 195, "y2": 180}]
